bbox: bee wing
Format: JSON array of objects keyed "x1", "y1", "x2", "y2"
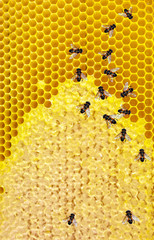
[
  {"x1": 109, "y1": 29, "x2": 114, "y2": 38},
  {"x1": 76, "y1": 104, "x2": 84, "y2": 109},
  {"x1": 81, "y1": 73, "x2": 88, "y2": 81},
  {"x1": 110, "y1": 67, "x2": 120, "y2": 73},
  {"x1": 122, "y1": 216, "x2": 128, "y2": 224},
  {"x1": 115, "y1": 133, "x2": 122, "y2": 140},
  {"x1": 144, "y1": 153, "x2": 151, "y2": 161},
  {"x1": 132, "y1": 215, "x2": 140, "y2": 222},
  {"x1": 98, "y1": 51, "x2": 107, "y2": 56},
  {"x1": 102, "y1": 25, "x2": 110, "y2": 29},
  {"x1": 62, "y1": 217, "x2": 69, "y2": 223},
  {"x1": 123, "y1": 82, "x2": 129, "y2": 91},
  {"x1": 95, "y1": 91, "x2": 101, "y2": 99},
  {"x1": 70, "y1": 44, "x2": 77, "y2": 50},
  {"x1": 71, "y1": 74, "x2": 77, "y2": 81},
  {"x1": 134, "y1": 154, "x2": 140, "y2": 161},
  {"x1": 86, "y1": 108, "x2": 90, "y2": 118},
  {"x1": 110, "y1": 114, "x2": 117, "y2": 119},
  {"x1": 120, "y1": 104, "x2": 127, "y2": 110},
  {"x1": 116, "y1": 113, "x2": 124, "y2": 119},
  {"x1": 106, "y1": 121, "x2": 111, "y2": 129},
  {"x1": 73, "y1": 218, "x2": 77, "y2": 227},
  {"x1": 128, "y1": 92, "x2": 137, "y2": 98},
  {"x1": 107, "y1": 75, "x2": 114, "y2": 82},
  {"x1": 104, "y1": 90, "x2": 111, "y2": 97},
  {"x1": 69, "y1": 53, "x2": 78, "y2": 59},
  {"x1": 118, "y1": 13, "x2": 127, "y2": 17},
  {"x1": 129, "y1": 7, "x2": 133, "y2": 14},
  {"x1": 125, "y1": 133, "x2": 131, "y2": 141},
  {"x1": 108, "y1": 55, "x2": 112, "y2": 64}
]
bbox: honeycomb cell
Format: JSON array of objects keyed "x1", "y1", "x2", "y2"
[
  {"x1": 145, "y1": 131, "x2": 152, "y2": 138},
  {"x1": 0, "y1": 186, "x2": 4, "y2": 194},
  {"x1": 0, "y1": 154, "x2": 5, "y2": 161}
]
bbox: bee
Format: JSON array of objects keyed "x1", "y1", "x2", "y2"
[
  {"x1": 122, "y1": 210, "x2": 140, "y2": 224},
  {"x1": 118, "y1": 7, "x2": 133, "y2": 19},
  {"x1": 69, "y1": 44, "x2": 83, "y2": 59},
  {"x1": 117, "y1": 105, "x2": 131, "y2": 119},
  {"x1": 121, "y1": 82, "x2": 136, "y2": 98},
  {"x1": 102, "y1": 24, "x2": 116, "y2": 38},
  {"x1": 103, "y1": 114, "x2": 118, "y2": 128},
  {"x1": 62, "y1": 213, "x2": 77, "y2": 226},
  {"x1": 115, "y1": 128, "x2": 131, "y2": 142},
  {"x1": 95, "y1": 86, "x2": 111, "y2": 100},
  {"x1": 98, "y1": 49, "x2": 113, "y2": 64},
  {"x1": 76, "y1": 101, "x2": 91, "y2": 118},
  {"x1": 104, "y1": 68, "x2": 120, "y2": 82},
  {"x1": 135, "y1": 149, "x2": 151, "y2": 162},
  {"x1": 96, "y1": 86, "x2": 111, "y2": 100},
  {"x1": 71, "y1": 68, "x2": 87, "y2": 82}
]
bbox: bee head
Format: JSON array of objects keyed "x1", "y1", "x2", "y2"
[
  {"x1": 129, "y1": 15, "x2": 133, "y2": 19},
  {"x1": 77, "y1": 78, "x2": 81, "y2": 82},
  {"x1": 103, "y1": 114, "x2": 107, "y2": 119},
  {"x1": 113, "y1": 24, "x2": 116, "y2": 28},
  {"x1": 80, "y1": 109, "x2": 84, "y2": 113},
  {"x1": 122, "y1": 128, "x2": 126, "y2": 133},
  {"x1": 79, "y1": 49, "x2": 83, "y2": 53},
  {"x1": 126, "y1": 210, "x2": 131, "y2": 216},
  {"x1": 70, "y1": 213, "x2": 75, "y2": 219},
  {"x1": 129, "y1": 87, "x2": 133, "y2": 92},
  {"x1": 128, "y1": 110, "x2": 131, "y2": 114},
  {"x1": 109, "y1": 49, "x2": 113, "y2": 53},
  {"x1": 68, "y1": 221, "x2": 72, "y2": 225},
  {"x1": 77, "y1": 68, "x2": 81, "y2": 71},
  {"x1": 140, "y1": 149, "x2": 144, "y2": 153},
  {"x1": 124, "y1": 9, "x2": 128, "y2": 13},
  {"x1": 86, "y1": 101, "x2": 91, "y2": 106},
  {"x1": 104, "y1": 69, "x2": 108, "y2": 74},
  {"x1": 98, "y1": 86, "x2": 103, "y2": 90},
  {"x1": 140, "y1": 158, "x2": 144, "y2": 162}
]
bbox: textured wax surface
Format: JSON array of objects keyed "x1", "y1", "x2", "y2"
[
  {"x1": 0, "y1": 78, "x2": 153, "y2": 239},
  {"x1": 0, "y1": 0, "x2": 153, "y2": 161}
]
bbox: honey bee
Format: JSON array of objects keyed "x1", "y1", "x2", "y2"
[
  {"x1": 103, "y1": 114, "x2": 118, "y2": 128},
  {"x1": 115, "y1": 128, "x2": 131, "y2": 142},
  {"x1": 69, "y1": 44, "x2": 83, "y2": 59},
  {"x1": 121, "y1": 82, "x2": 136, "y2": 98},
  {"x1": 135, "y1": 149, "x2": 151, "y2": 162},
  {"x1": 71, "y1": 68, "x2": 87, "y2": 82},
  {"x1": 104, "y1": 68, "x2": 120, "y2": 82},
  {"x1": 117, "y1": 105, "x2": 131, "y2": 119},
  {"x1": 102, "y1": 24, "x2": 116, "y2": 38},
  {"x1": 76, "y1": 101, "x2": 91, "y2": 118},
  {"x1": 118, "y1": 7, "x2": 133, "y2": 19},
  {"x1": 98, "y1": 49, "x2": 113, "y2": 64},
  {"x1": 63, "y1": 213, "x2": 77, "y2": 226},
  {"x1": 95, "y1": 86, "x2": 111, "y2": 100},
  {"x1": 122, "y1": 210, "x2": 140, "y2": 224}
]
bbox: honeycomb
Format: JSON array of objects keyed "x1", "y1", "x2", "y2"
[{"x1": 0, "y1": 0, "x2": 153, "y2": 239}]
